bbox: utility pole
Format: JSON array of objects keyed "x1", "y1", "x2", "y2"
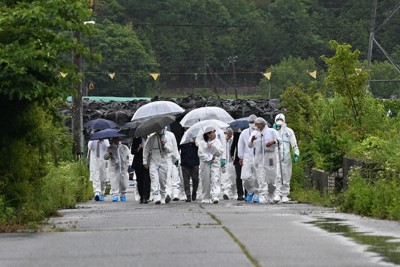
[
  {"x1": 71, "y1": 31, "x2": 84, "y2": 158},
  {"x1": 204, "y1": 59, "x2": 208, "y2": 88},
  {"x1": 83, "y1": 20, "x2": 95, "y2": 96},
  {"x1": 228, "y1": 55, "x2": 238, "y2": 100},
  {"x1": 367, "y1": 0, "x2": 377, "y2": 72}
]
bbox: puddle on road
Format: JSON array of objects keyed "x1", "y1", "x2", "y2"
[{"x1": 305, "y1": 217, "x2": 400, "y2": 265}]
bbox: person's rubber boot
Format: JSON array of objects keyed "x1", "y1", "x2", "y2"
[
  {"x1": 237, "y1": 195, "x2": 245, "y2": 201},
  {"x1": 94, "y1": 195, "x2": 100, "y2": 201},
  {"x1": 192, "y1": 192, "x2": 197, "y2": 201},
  {"x1": 185, "y1": 195, "x2": 191, "y2": 202},
  {"x1": 213, "y1": 197, "x2": 219, "y2": 204},
  {"x1": 120, "y1": 195, "x2": 127, "y2": 202},
  {"x1": 253, "y1": 197, "x2": 260, "y2": 203},
  {"x1": 155, "y1": 200, "x2": 161, "y2": 205},
  {"x1": 165, "y1": 195, "x2": 171, "y2": 204},
  {"x1": 112, "y1": 196, "x2": 119, "y2": 202},
  {"x1": 223, "y1": 194, "x2": 229, "y2": 200},
  {"x1": 246, "y1": 193, "x2": 254, "y2": 203}
]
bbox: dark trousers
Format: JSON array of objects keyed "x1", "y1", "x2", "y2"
[
  {"x1": 135, "y1": 168, "x2": 151, "y2": 201},
  {"x1": 182, "y1": 165, "x2": 199, "y2": 196},
  {"x1": 235, "y1": 164, "x2": 244, "y2": 197}
]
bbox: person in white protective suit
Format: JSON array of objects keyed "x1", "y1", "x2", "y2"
[
  {"x1": 221, "y1": 127, "x2": 237, "y2": 200},
  {"x1": 237, "y1": 114, "x2": 258, "y2": 202},
  {"x1": 165, "y1": 130, "x2": 181, "y2": 202},
  {"x1": 103, "y1": 137, "x2": 130, "y2": 202},
  {"x1": 88, "y1": 138, "x2": 110, "y2": 201},
  {"x1": 248, "y1": 117, "x2": 282, "y2": 204},
  {"x1": 143, "y1": 128, "x2": 180, "y2": 205},
  {"x1": 197, "y1": 126, "x2": 224, "y2": 204},
  {"x1": 274, "y1": 113, "x2": 300, "y2": 203},
  {"x1": 195, "y1": 125, "x2": 226, "y2": 199}
]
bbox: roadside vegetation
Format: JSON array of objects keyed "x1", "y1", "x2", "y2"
[
  {"x1": 285, "y1": 41, "x2": 400, "y2": 220},
  {"x1": 0, "y1": 1, "x2": 93, "y2": 232}
]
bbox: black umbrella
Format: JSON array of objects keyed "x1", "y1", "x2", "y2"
[
  {"x1": 134, "y1": 115, "x2": 176, "y2": 137},
  {"x1": 84, "y1": 118, "x2": 118, "y2": 130},
  {"x1": 119, "y1": 120, "x2": 142, "y2": 137}
]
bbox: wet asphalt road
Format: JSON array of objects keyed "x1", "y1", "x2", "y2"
[{"x1": 1, "y1": 189, "x2": 400, "y2": 267}]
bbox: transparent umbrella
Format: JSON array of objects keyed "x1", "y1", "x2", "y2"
[
  {"x1": 180, "y1": 119, "x2": 229, "y2": 145},
  {"x1": 131, "y1": 101, "x2": 184, "y2": 121},
  {"x1": 180, "y1": 107, "x2": 234, "y2": 128}
]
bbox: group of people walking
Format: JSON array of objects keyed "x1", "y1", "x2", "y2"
[{"x1": 87, "y1": 113, "x2": 299, "y2": 205}]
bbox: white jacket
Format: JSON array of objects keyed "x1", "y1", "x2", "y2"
[
  {"x1": 197, "y1": 138, "x2": 224, "y2": 164},
  {"x1": 237, "y1": 128, "x2": 255, "y2": 160},
  {"x1": 103, "y1": 142, "x2": 130, "y2": 174},
  {"x1": 277, "y1": 123, "x2": 299, "y2": 163},
  {"x1": 143, "y1": 131, "x2": 180, "y2": 166},
  {"x1": 248, "y1": 127, "x2": 282, "y2": 164}
]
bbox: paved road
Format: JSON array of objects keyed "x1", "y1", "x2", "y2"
[{"x1": 1, "y1": 190, "x2": 400, "y2": 267}]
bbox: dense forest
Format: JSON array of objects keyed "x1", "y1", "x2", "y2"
[{"x1": 83, "y1": 0, "x2": 400, "y2": 98}]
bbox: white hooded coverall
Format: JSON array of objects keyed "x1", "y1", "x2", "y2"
[
  {"x1": 88, "y1": 139, "x2": 110, "y2": 196},
  {"x1": 198, "y1": 138, "x2": 224, "y2": 202},
  {"x1": 237, "y1": 128, "x2": 256, "y2": 194},
  {"x1": 276, "y1": 123, "x2": 299, "y2": 198},
  {"x1": 103, "y1": 141, "x2": 130, "y2": 197},
  {"x1": 165, "y1": 133, "x2": 182, "y2": 200},
  {"x1": 248, "y1": 127, "x2": 282, "y2": 202},
  {"x1": 143, "y1": 131, "x2": 180, "y2": 202}
]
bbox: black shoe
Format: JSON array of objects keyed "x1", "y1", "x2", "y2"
[
  {"x1": 94, "y1": 195, "x2": 100, "y2": 201},
  {"x1": 143, "y1": 199, "x2": 149, "y2": 204},
  {"x1": 173, "y1": 197, "x2": 180, "y2": 201},
  {"x1": 165, "y1": 195, "x2": 171, "y2": 203},
  {"x1": 237, "y1": 196, "x2": 245, "y2": 201},
  {"x1": 140, "y1": 198, "x2": 144, "y2": 204},
  {"x1": 223, "y1": 194, "x2": 229, "y2": 200},
  {"x1": 213, "y1": 199, "x2": 219, "y2": 204},
  {"x1": 155, "y1": 200, "x2": 161, "y2": 205},
  {"x1": 192, "y1": 192, "x2": 197, "y2": 201},
  {"x1": 185, "y1": 198, "x2": 191, "y2": 202}
]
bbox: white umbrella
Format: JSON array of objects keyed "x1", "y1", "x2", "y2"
[
  {"x1": 131, "y1": 101, "x2": 185, "y2": 121},
  {"x1": 180, "y1": 119, "x2": 229, "y2": 145},
  {"x1": 180, "y1": 106, "x2": 234, "y2": 127}
]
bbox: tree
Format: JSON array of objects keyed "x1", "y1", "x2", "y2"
[
  {"x1": 257, "y1": 57, "x2": 322, "y2": 98},
  {"x1": 0, "y1": 0, "x2": 91, "y2": 216},
  {"x1": 321, "y1": 40, "x2": 369, "y2": 126},
  {"x1": 0, "y1": 0, "x2": 91, "y2": 102},
  {"x1": 86, "y1": 20, "x2": 157, "y2": 96}
]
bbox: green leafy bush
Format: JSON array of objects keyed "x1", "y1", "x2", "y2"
[{"x1": 338, "y1": 168, "x2": 400, "y2": 220}]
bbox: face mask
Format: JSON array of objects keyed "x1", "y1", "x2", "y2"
[
  {"x1": 249, "y1": 123, "x2": 256, "y2": 130},
  {"x1": 276, "y1": 121, "x2": 284, "y2": 130}
]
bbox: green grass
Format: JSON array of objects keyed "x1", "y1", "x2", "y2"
[{"x1": 0, "y1": 161, "x2": 92, "y2": 232}]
